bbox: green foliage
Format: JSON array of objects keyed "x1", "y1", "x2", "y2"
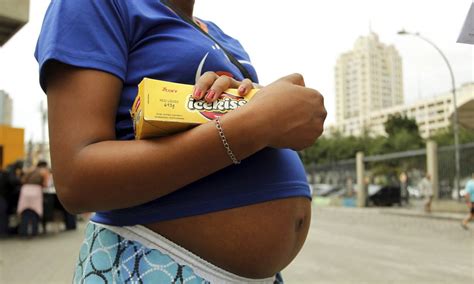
[
  {"x1": 300, "y1": 132, "x2": 387, "y2": 166},
  {"x1": 300, "y1": 115, "x2": 473, "y2": 182},
  {"x1": 300, "y1": 115, "x2": 425, "y2": 166},
  {"x1": 430, "y1": 126, "x2": 474, "y2": 146},
  {"x1": 300, "y1": 116, "x2": 474, "y2": 169},
  {"x1": 384, "y1": 114, "x2": 419, "y2": 137},
  {"x1": 383, "y1": 115, "x2": 424, "y2": 152}
]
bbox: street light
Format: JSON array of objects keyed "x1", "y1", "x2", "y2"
[{"x1": 397, "y1": 29, "x2": 461, "y2": 198}]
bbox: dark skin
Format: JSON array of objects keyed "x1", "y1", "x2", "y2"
[
  {"x1": 47, "y1": 64, "x2": 321, "y2": 278},
  {"x1": 169, "y1": 0, "x2": 195, "y2": 18},
  {"x1": 45, "y1": 0, "x2": 327, "y2": 278}
]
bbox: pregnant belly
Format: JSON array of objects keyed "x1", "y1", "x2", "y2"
[{"x1": 145, "y1": 197, "x2": 311, "y2": 278}]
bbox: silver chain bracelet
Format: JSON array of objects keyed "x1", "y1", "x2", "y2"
[{"x1": 215, "y1": 117, "x2": 241, "y2": 165}]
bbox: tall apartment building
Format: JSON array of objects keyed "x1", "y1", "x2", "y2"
[
  {"x1": 0, "y1": 90, "x2": 13, "y2": 125},
  {"x1": 335, "y1": 32, "x2": 404, "y2": 125}
]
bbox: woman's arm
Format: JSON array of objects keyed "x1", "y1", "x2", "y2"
[
  {"x1": 46, "y1": 62, "x2": 325, "y2": 214},
  {"x1": 40, "y1": 169, "x2": 50, "y2": 188}
]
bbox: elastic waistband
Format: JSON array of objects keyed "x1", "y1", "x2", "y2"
[{"x1": 91, "y1": 221, "x2": 276, "y2": 284}]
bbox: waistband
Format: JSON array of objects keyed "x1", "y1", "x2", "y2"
[{"x1": 91, "y1": 221, "x2": 276, "y2": 284}]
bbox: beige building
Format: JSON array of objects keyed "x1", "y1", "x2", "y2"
[
  {"x1": 335, "y1": 32, "x2": 404, "y2": 124},
  {"x1": 330, "y1": 83, "x2": 474, "y2": 138},
  {"x1": 0, "y1": 90, "x2": 13, "y2": 125}
]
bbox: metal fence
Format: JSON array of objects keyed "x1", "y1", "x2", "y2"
[
  {"x1": 306, "y1": 142, "x2": 474, "y2": 200},
  {"x1": 437, "y1": 143, "x2": 474, "y2": 198}
]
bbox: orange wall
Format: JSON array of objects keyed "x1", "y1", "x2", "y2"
[{"x1": 0, "y1": 125, "x2": 25, "y2": 169}]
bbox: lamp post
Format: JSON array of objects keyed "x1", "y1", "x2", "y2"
[{"x1": 397, "y1": 29, "x2": 461, "y2": 198}]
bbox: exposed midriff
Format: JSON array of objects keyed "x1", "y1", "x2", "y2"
[{"x1": 146, "y1": 197, "x2": 311, "y2": 279}]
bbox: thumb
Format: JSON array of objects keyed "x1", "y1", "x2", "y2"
[{"x1": 275, "y1": 73, "x2": 306, "y2": 87}]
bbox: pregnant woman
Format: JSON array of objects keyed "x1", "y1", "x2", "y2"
[{"x1": 35, "y1": 0, "x2": 327, "y2": 283}]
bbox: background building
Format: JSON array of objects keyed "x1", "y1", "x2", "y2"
[
  {"x1": 329, "y1": 82, "x2": 474, "y2": 138},
  {"x1": 335, "y1": 32, "x2": 404, "y2": 125},
  {"x1": 0, "y1": 0, "x2": 29, "y2": 46},
  {"x1": 0, "y1": 0, "x2": 29, "y2": 168},
  {"x1": 0, "y1": 90, "x2": 13, "y2": 125},
  {"x1": 0, "y1": 125, "x2": 24, "y2": 169}
]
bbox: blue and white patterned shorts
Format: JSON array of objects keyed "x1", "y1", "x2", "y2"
[{"x1": 73, "y1": 222, "x2": 282, "y2": 284}]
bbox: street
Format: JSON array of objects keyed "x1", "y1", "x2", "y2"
[
  {"x1": 282, "y1": 207, "x2": 473, "y2": 283},
  {"x1": 0, "y1": 206, "x2": 472, "y2": 284}
]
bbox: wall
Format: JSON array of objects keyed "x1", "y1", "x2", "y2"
[{"x1": 0, "y1": 125, "x2": 24, "y2": 168}]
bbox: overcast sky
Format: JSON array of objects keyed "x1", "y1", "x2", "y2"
[{"x1": 0, "y1": 0, "x2": 472, "y2": 142}]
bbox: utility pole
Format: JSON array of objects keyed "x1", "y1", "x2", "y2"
[
  {"x1": 39, "y1": 100, "x2": 47, "y2": 160},
  {"x1": 397, "y1": 30, "x2": 461, "y2": 198}
]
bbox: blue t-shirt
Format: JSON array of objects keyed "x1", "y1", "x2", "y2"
[
  {"x1": 35, "y1": 0, "x2": 311, "y2": 226},
  {"x1": 466, "y1": 180, "x2": 474, "y2": 202}
]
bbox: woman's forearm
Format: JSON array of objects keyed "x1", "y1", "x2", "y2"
[
  {"x1": 57, "y1": 103, "x2": 269, "y2": 214},
  {"x1": 46, "y1": 65, "x2": 324, "y2": 214}
]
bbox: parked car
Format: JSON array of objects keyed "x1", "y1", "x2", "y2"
[
  {"x1": 353, "y1": 184, "x2": 402, "y2": 206},
  {"x1": 367, "y1": 185, "x2": 401, "y2": 206}
]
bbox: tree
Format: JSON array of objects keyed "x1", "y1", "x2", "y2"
[
  {"x1": 430, "y1": 126, "x2": 474, "y2": 146},
  {"x1": 383, "y1": 114, "x2": 424, "y2": 152},
  {"x1": 384, "y1": 114, "x2": 420, "y2": 137},
  {"x1": 300, "y1": 115, "x2": 426, "y2": 167}
]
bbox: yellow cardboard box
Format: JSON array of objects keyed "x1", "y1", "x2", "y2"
[{"x1": 131, "y1": 78, "x2": 258, "y2": 139}]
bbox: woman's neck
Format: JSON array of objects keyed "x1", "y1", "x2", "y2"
[{"x1": 168, "y1": 0, "x2": 195, "y2": 18}]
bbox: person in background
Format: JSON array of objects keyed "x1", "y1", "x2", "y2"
[
  {"x1": 5, "y1": 161, "x2": 24, "y2": 214},
  {"x1": 461, "y1": 173, "x2": 474, "y2": 230},
  {"x1": 0, "y1": 161, "x2": 24, "y2": 236},
  {"x1": 419, "y1": 173, "x2": 433, "y2": 213},
  {"x1": 346, "y1": 176, "x2": 354, "y2": 197},
  {"x1": 0, "y1": 167, "x2": 9, "y2": 237},
  {"x1": 399, "y1": 171, "x2": 409, "y2": 205},
  {"x1": 17, "y1": 160, "x2": 50, "y2": 237}
]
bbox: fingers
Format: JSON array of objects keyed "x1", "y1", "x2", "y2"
[
  {"x1": 237, "y1": 79, "x2": 254, "y2": 96},
  {"x1": 275, "y1": 73, "x2": 306, "y2": 87},
  {"x1": 194, "y1": 71, "x2": 254, "y2": 103},
  {"x1": 193, "y1": 72, "x2": 219, "y2": 100},
  {"x1": 204, "y1": 75, "x2": 238, "y2": 102}
]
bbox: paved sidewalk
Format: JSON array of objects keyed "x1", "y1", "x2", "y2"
[
  {"x1": 0, "y1": 223, "x2": 85, "y2": 284},
  {"x1": 283, "y1": 206, "x2": 473, "y2": 283},
  {"x1": 1, "y1": 207, "x2": 473, "y2": 283},
  {"x1": 378, "y1": 207, "x2": 466, "y2": 221},
  {"x1": 375, "y1": 198, "x2": 469, "y2": 222}
]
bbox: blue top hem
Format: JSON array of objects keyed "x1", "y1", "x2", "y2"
[{"x1": 91, "y1": 183, "x2": 311, "y2": 226}]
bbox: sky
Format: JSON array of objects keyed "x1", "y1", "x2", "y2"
[{"x1": 0, "y1": 0, "x2": 472, "y2": 142}]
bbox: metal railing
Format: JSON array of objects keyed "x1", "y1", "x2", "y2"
[{"x1": 306, "y1": 142, "x2": 474, "y2": 200}]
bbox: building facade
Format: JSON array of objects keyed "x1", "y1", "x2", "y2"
[
  {"x1": 335, "y1": 32, "x2": 404, "y2": 124},
  {"x1": 0, "y1": 125, "x2": 24, "y2": 169},
  {"x1": 330, "y1": 83, "x2": 474, "y2": 139},
  {"x1": 0, "y1": 0, "x2": 29, "y2": 46},
  {"x1": 0, "y1": 90, "x2": 13, "y2": 126},
  {"x1": 0, "y1": 0, "x2": 29, "y2": 167}
]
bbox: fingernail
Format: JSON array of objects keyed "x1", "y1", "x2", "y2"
[
  {"x1": 206, "y1": 90, "x2": 215, "y2": 102},
  {"x1": 193, "y1": 88, "x2": 201, "y2": 99},
  {"x1": 238, "y1": 86, "x2": 246, "y2": 95}
]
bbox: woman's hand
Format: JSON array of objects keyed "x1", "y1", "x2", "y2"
[
  {"x1": 193, "y1": 72, "x2": 255, "y2": 103},
  {"x1": 247, "y1": 73, "x2": 327, "y2": 151}
]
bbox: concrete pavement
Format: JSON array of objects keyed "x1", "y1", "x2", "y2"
[
  {"x1": 282, "y1": 206, "x2": 473, "y2": 284},
  {"x1": 1, "y1": 206, "x2": 473, "y2": 284}
]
